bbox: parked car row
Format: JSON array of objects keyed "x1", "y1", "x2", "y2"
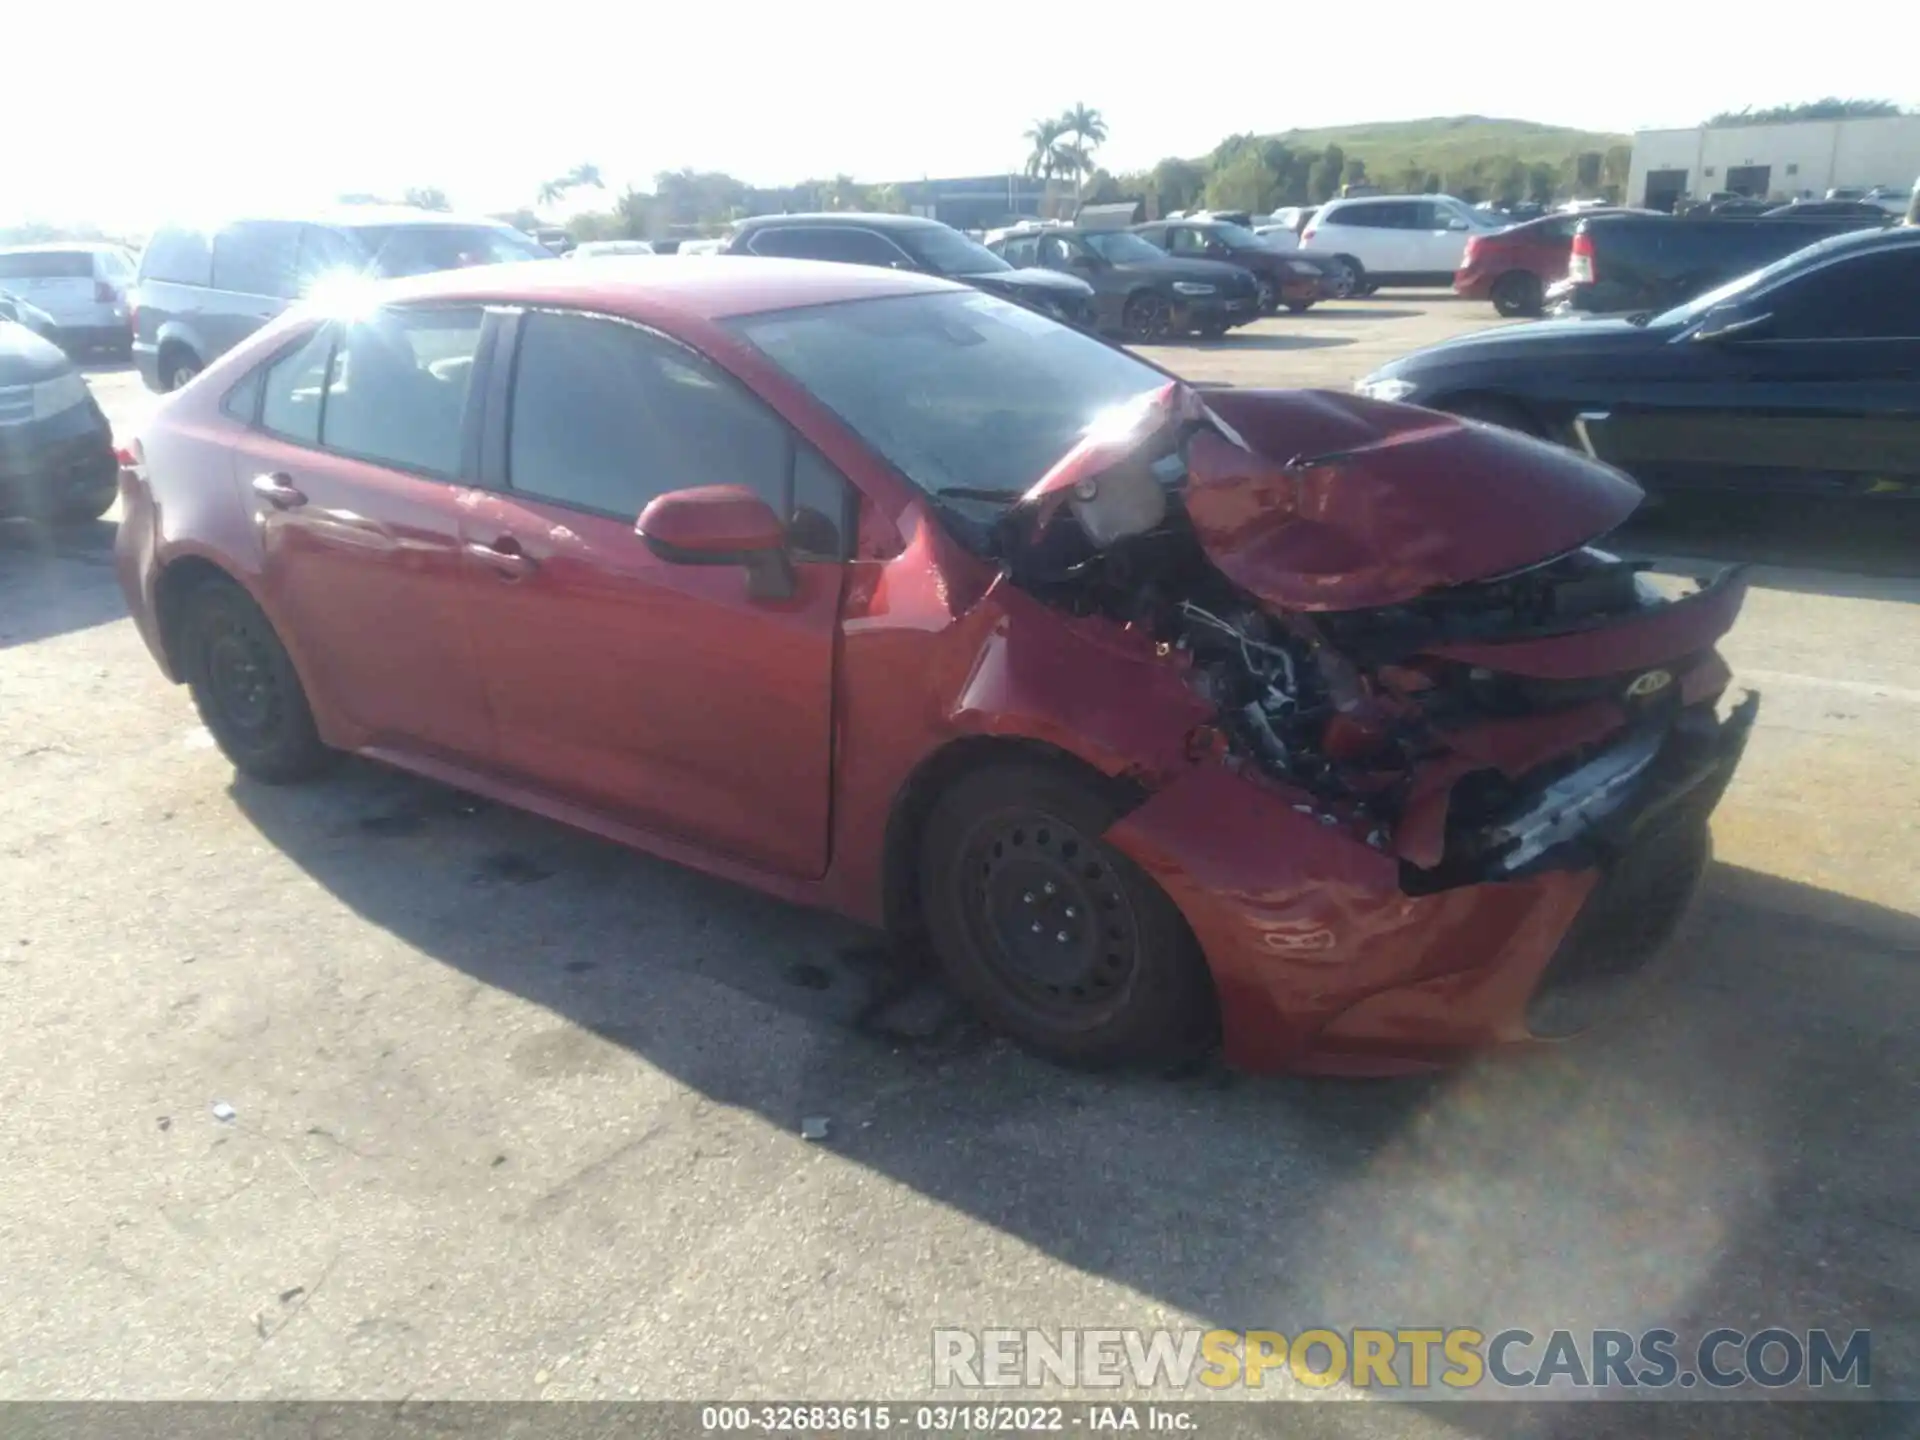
[{"x1": 1362, "y1": 225, "x2": 1920, "y2": 505}]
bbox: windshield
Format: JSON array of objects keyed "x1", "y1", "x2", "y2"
[
  {"x1": 1209, "y1": 221, "x2": 1269, "y2": 249},
  {"x1": 1083, "y1": 232, "x2": 1165, "y2": 263},
  {"x1": 349, "y1": 224, "x2": 552, "y2": 278},
  {"x1": 1650, "y1": 231, "x2": 1878, "y2": 326},
  {"x1": 732, "y1": 290, "x2": 1165, "y2": 500},
  {"x1": 895, "y1": 226, "x2": 1011, "y2": 276}
]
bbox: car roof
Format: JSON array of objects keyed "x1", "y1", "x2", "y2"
[
  {"x1": 731, "y1": 212, "x2": 944, "y2": 233},
  {"x1": 369, "y1": 254, "x2": 957, "y2": 323}
]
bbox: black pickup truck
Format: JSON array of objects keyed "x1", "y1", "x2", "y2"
[{"x1": 1548, "y1": 212, "x2": 1889, "y2": 315}]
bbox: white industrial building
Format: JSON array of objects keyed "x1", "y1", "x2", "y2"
[{"x1": 1626, "y1": 114, "x2": 1920, "y2": 210}]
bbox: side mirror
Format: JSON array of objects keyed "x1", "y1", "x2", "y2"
[
  {"x1": 1447, "y1": 216, "x2": 1470, "y2": 231},
  {"x1": 1691, "y1": 307, "x2": 1773, "y2": 343},
  {"x1": 637, "y1": 485, "x2": 795, "y2": 600}
]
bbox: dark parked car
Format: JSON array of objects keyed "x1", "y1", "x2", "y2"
[
  {"x1": 986, "y1": 225, "x2": 1261, "y2": 339},
  {"x1": 1454, "y1": 209, "x2": 1644, "y2": 316},
  {"x1": 1549, "y1": 211, "x2": 1888, "y2": 315},
  {"x1": 1358, "y1": 227, "x2": 1920, "y2": 501},
  {"x1": 116, "y1": 259, "x2": 1753, "y2": 1072},
  {"x1": 0, "y1": 315, "x2": 117, "y2": 524},
  {"x1": 130, "y1": 207, "x2": 554, "y2": 393},
  {"x1": 721, "y1": 213, "x2": 1095, "y2": 326},
  {"x1": 1762, "y1": 200, "x2": 1894, "y2": 221},
  {"x1": 1131, "y1": 219, "x2": 1329, "y2": 312}
]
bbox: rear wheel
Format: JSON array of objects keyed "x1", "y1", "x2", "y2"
[
  {"x1": 918, "y1": 762, "x2": 1216, "y2": 1068},
  {"x1": 1121, "y1": 291, "x2": 1173, "y2": 342},
  {"x1": 1491, "y1": 270, "x2": 1545, "y2": 318},
  {"x1": 177, "y1": 578, "x2": 334, "y2": 784},
  {"x1": 159, "y1": 346, "x2": 202, "y2": 392},
  {"x1": 1323, "y1": 256, "x2": 1363, "y2": 299},
  {"x1": 1254, "y1": 276, "x2": 1279, "y2": 312}
]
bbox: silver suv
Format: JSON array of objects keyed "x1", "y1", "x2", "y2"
[{"x1": 130, "y1": 207, "x2": 551, "y2": 392}]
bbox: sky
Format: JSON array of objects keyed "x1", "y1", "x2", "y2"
[{"x1": 5, "y1": 0, "x2": 1916, "y2": 231}]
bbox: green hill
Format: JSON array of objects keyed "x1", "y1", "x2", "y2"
[{"x1": 1268, "y1": 115, "x2": 1629, "y2": 178}]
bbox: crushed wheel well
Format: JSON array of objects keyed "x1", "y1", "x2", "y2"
[{"x1": 879, "y1": 736, "x2": 1148, "y2": 946}]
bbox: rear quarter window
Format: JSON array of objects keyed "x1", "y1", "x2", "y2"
[{"x1": 139, "y1": 229, "x2": 214, "y2": 286}]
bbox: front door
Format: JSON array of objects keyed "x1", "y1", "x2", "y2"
[
  {"x1": 240, "y1": 306, "x2": 494, "y2": 759},
  {"x1": 1583, "y1": 246, "x2": 1920, "y2": 497},
  {"x1": 459, "y1": 308, "x2": 847, "y2": 879}
]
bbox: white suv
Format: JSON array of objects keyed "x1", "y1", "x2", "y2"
[{"x1": 1298, "y1": 195, "x2": 1499, "y2": 295}]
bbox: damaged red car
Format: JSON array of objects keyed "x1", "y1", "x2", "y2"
[{"x1": 115, "y1": 260, "x2": 1757, "y2": 1075}]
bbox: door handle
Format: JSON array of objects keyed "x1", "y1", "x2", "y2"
[
  {"x1": 465, "y1": 536, "x2": 537, "y2": 578},
  {"x1": 251, "y1": 472, "x2": 306, "y2": 509}
]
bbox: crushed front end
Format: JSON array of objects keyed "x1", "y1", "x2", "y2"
[{"x1": 1009, "y1": 386, "x2": 1760, "y2": 1072}]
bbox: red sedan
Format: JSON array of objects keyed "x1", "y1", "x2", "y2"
[
  {"x1": 1454, "y1": 210, "x2": 1643, "y2": 316},
  {"x1": 115, "y1": 259, "x2": 1756, "y2": 1075}
]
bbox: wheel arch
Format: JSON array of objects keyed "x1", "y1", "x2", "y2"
[{"x1": 879, "y1": 735, "x2": 1148, "y2": 947}]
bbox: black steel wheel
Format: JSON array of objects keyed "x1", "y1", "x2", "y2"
[
  {"x1": 918, "y1": 762, "x2": 1215, "y2": 1067},
  {"x1": 1254, "y1": 276, "x2": 1279, "y2": 312},
  {"x1": 179, "y1": 579, "x2": 334, "y2": 784},
  {"x1": 1121, "y1": 291, "x2": 1173, "y2": 342},
  {"x1": 162, "y1": 349, "x2": 202, "y2": 392},
  {"x1": 1491, "y1": 270, "x2": 1545, "y2": 318}
]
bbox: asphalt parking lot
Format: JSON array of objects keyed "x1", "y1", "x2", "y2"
[{"x1": 2, "y1": 295, "x2": 1916, "y2": 1428}]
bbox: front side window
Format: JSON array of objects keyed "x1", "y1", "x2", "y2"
[
  {"x1": 1167, "y1": 227, "x2": 1209, "y2": 254},
  {"x1": 1767, "y1": 249, "x2": 1920, "y2": 338},
  {"x1": 732, "y1": 290, "x2": 1166, "y2": 503},
  {"x1": 213, "y1": 221, "x2": 304, "y2": 298},
  {"x1": 507, "y1": 311, "x2": 790, "y2": 521},
  {"x1": 749, "y1": 227, "x2": 908, "y2": 266},
  {"x1": 893, "y1": 225, "x2": 1010, "y2": 276},
  {"x1": 321, "y1": 307, "x2": 484, "y2": 475}
]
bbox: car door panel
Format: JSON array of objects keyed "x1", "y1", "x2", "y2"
[{"x1": 458, "y1": 491, "x2": 843, "y2": 877}]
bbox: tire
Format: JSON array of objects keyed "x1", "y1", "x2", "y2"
[
  {"x1": 159, "y1": 346, "x2": 202, "y2": 393},
  {"x1": 1254, "y1": 276, "x2": 1279, "y2": 313},
  {"x1": 918, "y1": 762, "x2": 1216, "y2": 1068},
  {"x1": 177, "y1": 578, "x2": 334, "y2": 784},
  {"x1": 53, "y1": 481, "x2": 116, "y2": 525},
  {"x1": 1285, "y1": 299, "x2": 1313, "y2": 313},
  {"x1": 1323, "y1": 256, "x2": 1363, "y2": 299},
  {"x1": 1196, "y1": 318, "x2": 1231, "y2": 339},
  {"x1": 1120, "y1": 291, "x2": 1173, "y2": 342},
  {"x1": 1490, "y1": 270, "x2": 1545, "y2": 318}
]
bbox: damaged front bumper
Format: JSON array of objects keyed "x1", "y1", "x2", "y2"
[{"x1": 1104, "y1": 692, "x2": 1758, "y2": 1075}]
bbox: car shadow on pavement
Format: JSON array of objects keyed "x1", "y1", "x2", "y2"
[
  {"x1": 0, "y1": 519, "x2": 129, "y2": 649},
  {"x1": 230, "y1": 758, "x2": 1919, "y2": 1419},
  {"x1": 1295, "y1": 307, "x2": 1429, "y2": 323}
]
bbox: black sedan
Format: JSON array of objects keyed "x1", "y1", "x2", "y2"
[
  {"x1": 722, "y1": 213, "x2": 1096, "y2": 326},
  {"x1": 986, "y1": 226, "x2": 1261, "y2": 340},
  {"x1": 0, "y1": 316, "x2": 117, "y2": 525},
  {"x1": 1353, "y1": 227, "x2": 1920, "y2": 502}
]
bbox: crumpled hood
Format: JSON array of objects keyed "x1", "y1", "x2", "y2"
[{"x1": 1022, "y1": 384, "x2": 1644, "y2": 613}]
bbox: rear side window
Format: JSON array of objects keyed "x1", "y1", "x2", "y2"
[
  {"x1": 321, "y1": 308, "x2": 484, "y2": 475},
  {"x1": 1328, "y1": 204, "x2": 1402, "y2": 229},
  {"x1": 508, "y1": 311, "x2": 791, "y2": 520},
  {"x1": 213, "y1": 221, "x2": 304, "y2": 299},
  {"x1": 138, "y1": 229, "x2": 213, "y2": 285},
  {"x1": 259, "y1": 327, "x2": 335, "y2": 443},
  {"x1": 348, "y1": 224, "x2": 549, "y2": 277},
  {"x1": 0, "y1": 251, "x2": 93, "y2": 280},
  {"x1": 748, "y1": 227, "x2": 907, "y2": 266}
]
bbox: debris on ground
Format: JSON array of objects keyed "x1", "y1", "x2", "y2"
[
  {"x1": 211, "y1": 1102, "x2": 236, "y2": 1123},
  {"x1": 800, "y1": 1116, "x2": 831, "y2": 1142}
]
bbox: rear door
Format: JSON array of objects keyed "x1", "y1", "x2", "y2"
[
  {"x1": 237, "y1": 305, "x2": 496, "y2": 759},
  {"x1": 1585, "y1": 247, "x2": 1920, "y2": 497},
  {"x1": 458, "y1": 308, "x2": 848, "y2": 878},
  {"x1": 206, "y1": 221, "x2": 304, "y2": 360}
]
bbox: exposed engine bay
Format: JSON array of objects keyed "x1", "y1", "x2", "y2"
[{"x1": 1004, "y1": 406, "x2": 1753, "y2": 886}]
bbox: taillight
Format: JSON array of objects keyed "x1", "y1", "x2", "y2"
[
  {"x1": 1461, "y1": 235, "x2": 1482, "y2": 268},
  {"x1": 1568, "y1": 232, "x2": 1595, "y2": 284},
  {"x1": 1300, "y1": 226, "x2": 1317, "y2": 245}
]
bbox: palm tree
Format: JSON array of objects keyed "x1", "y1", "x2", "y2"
[
  {"x1": 1061, "y1": 103, "x2": 1109, "y2": 193},
  {"x1": 1024, "y1": 117, "x2": 1068, "y2": 182},
  {"x1": 536, "y1": 163, "x2": 604, "y2": 211}
]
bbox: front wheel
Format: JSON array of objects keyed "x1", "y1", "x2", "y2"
[
  {"x1": 178, "y1": 579, "x2": 334, "y2": 784},
  {"x1": 918, "y1": 763, "x2": 1216, "y2": 1068},
  {"x1": 1196, "y1": 318, "x2": 1231, "y2": 339},
  {"x1": 1254, "y1": 276, "x2": 1278, "y2": 312},
  {"x1": 1121, "y1": 291, "x2": 1173, "y2": 342}
]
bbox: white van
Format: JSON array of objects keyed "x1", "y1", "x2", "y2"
[
  {"x1": 1297, "y1": 195, "x2": 1501, "y2": 294},
  {"x1": 0, "y1": 244, "x2": 135, "y2": 355}
]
